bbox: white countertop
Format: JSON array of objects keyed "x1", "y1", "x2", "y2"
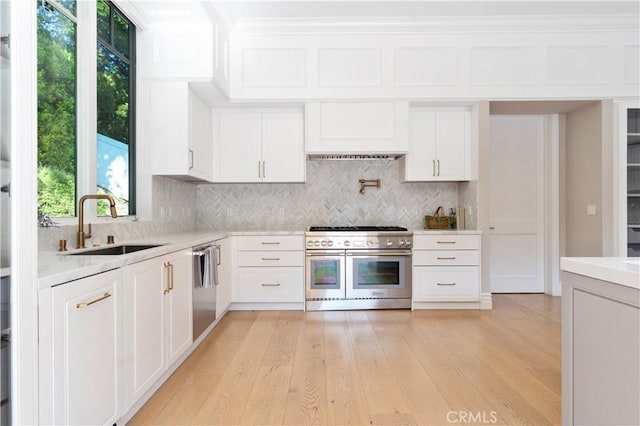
[
  {"x1": 38, "y1": 230, "x2": 306, "y2": 288},
  {"x1": 561, "y1": 257, "x2": 640, "y2": 290},
  {"x1": 413, "y1": 229, "x2": 481, "y2": 235}
]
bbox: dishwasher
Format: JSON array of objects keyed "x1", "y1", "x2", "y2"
[{"x1": 192, "y1": 243, "x2": 219, "y2": 341}]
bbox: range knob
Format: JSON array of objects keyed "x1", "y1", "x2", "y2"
[
  {"x1": 367, "y1": 240, "x2": 374, "y2": 247},
  {"x1": 399, "y1": 239, "x2": 406, "y2": 247},
  {"x1": 344, "y1": 240, "x2": 351, "y2": 247},
  {"x1": 386, "y1": 240, "x2": 394, "y2": 248},
  {"x1": 327, "y1": 241, "x2": 334, "y2": 247},
  {"x1": 321, "y1": 240, "x2": 327, "y2": 247},
  {"x1": 314, "y1": 240, "x2": 320, "y2": 247},
  {"x1": 307, "y1": 240, "x2": 314, "y2": 247},
  {"x1": 405, "y1": 240, "x2": 412, "y2": 247}
]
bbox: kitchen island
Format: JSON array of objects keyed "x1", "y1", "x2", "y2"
[{"x1": 560, "y1": 257, "x2": 640, "y2": 426}]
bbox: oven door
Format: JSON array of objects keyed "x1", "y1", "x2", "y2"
[
  {"x1": 305, "y1": 250, "x2": 346, "y2": 300},
  {"x1": 345, "y1": 250, "x2": 412, "y2": 299}
]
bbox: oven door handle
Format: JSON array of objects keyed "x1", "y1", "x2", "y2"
[
  {"x1": 346, "y1": 251, "x2": 412, "y2": 257},
  {"x1": 306, "y1": 251, "x2": 345, "y2": 257}
]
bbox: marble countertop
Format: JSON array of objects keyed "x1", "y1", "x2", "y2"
[
  {"x1": 560, "y1": 257, "x2": 640, "y2": 290},
  {"x1": 413, "y1": 229, "x2": 481, "y2": 235},
  {"x1": 38, "y1": 230, "x2": 306, "y2": 288}
]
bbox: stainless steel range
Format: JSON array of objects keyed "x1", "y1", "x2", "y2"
[{"x1": 305, "y1": 226, "x2": 413, "y2": 311}]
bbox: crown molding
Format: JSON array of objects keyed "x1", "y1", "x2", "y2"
[{"x1": 231, "y1": 14, "x2": 640, "y2": 36}]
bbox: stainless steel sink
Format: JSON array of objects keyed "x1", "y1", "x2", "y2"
[{"x1": 68, "y1": 244, "x2": 163, "y2": 255}]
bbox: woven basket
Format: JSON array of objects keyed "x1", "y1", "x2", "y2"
[{"x1": 425, "y1": 206, "x2": 450, "y2": 229}]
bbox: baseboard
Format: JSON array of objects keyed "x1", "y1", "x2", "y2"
[
  {"x1": 413, "y1": 301, "x2": 482, "y2": 310},
  {"x1": 480, "y1": 292, "x2": 493, "y2": 309},
  {"x1": 550, "y1": 281, "x2": 562, "y2": 296}
]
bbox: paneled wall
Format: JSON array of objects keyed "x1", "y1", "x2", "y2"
[
  {"x1": 197, "y1": 160, "x2": 465, "y2": 231},
  {"x1": 230, "y1": 16, "x2": 639, "y2": 100}
]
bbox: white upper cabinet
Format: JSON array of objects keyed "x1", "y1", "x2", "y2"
[
  {"x1": 144, "y1": 81, "x2": 213, "y2": 182},
  {"x1": 401, "y1": 109, "x2": 470, "y2": 181},
  {"x1": 212, "y1": 110, "x2": 305, "y2": 183},
  {"x1": 306, "y1": 102, "x2": 409, "y2": 155}
]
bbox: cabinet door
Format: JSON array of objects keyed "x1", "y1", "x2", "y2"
[
  {"x1": 122, "y1": 258, "x2": 166, "y2": 410},
  {"x1": 189, "y1": 91, "x2": 213, "y2": 181},
  {"x1": 214, "y1": 111, "x2": 262, "y2": 182},
  {"x1": 52, "y1": 269, "x2": 120, "y2": 425},
  {"x1": 413, "y1": 266, "x2": 479, "y2": 302},
  {"x1": 435, "y1": 111, "x2": 469, "y2": 180},
  {"x1": 403, "y1": 110, "x2": 437, "y2": 181},
  {"x1": 216, "y1": 238, "x2": 232, "y2": 317},
  {"x1": 165, "y1": 250, "x2": 193, "y2": 365},
  {"x1": 262, "y1": 112, "x2": 305, "y2": 182},
  {"x1": 145, "y1": 81, "x2": 189, "y2": 175},
  {"x1": 236, "y1": 267, "x2": 304, "y2": 303}
]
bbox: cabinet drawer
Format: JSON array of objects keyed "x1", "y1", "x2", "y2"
[
  {"x1": 238, "y1": 251, "x2": 304, "y2": 267},
  {"x1": 236, "y1": 267, "x2": 304, "y2": 303},
  {"x1": 413, "y1": 234, "x2": 480, "y2": 250},
  {"x1": 413, "y1": 266, "x2": 479, "y2": 302},
  {"x1": 237, "y1": 235, "x2": 303, "y2": 251},
  {"x1": 413, "y1": 250, "x2": 479, "y2": 266}
]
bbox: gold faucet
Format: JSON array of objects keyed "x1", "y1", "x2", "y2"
[{"x1": 77, "y1": 194, "x2": 118, "y2": 248}]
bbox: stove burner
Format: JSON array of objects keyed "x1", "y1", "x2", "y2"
[{"x1": 308, "y1": 226, "x2": 408, "y2": 232}]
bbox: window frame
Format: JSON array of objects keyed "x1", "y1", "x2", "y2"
[{"x1": 37, "y1": 0, "x2": 137, "y2": 223}]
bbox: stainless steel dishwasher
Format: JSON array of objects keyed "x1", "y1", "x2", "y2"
[{"x1": 192, "y1": 243, "x2": 220, "y2": 340}]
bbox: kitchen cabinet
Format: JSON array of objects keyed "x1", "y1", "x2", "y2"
[
  {"x1": 212, "y1": 110, "x2": 305, "y2": 182},
  {"x1": 234, "y1": 235, "x2": 304, "y2": 306},
  {"x1": 621, "y1": 103, "x2": 640, "y2": 256},
  {"x1": 144, "y1": 81, "x2": 213, "y2": 182},
  {"x1": 305, "y1": 102, "x2": 409, "y2": 155},
  {"x1": 215, "y1": 237, "x2": 232, "y2": 317},
  {"x1": 120, "y1": 249, "x2": 192, "y2": 412},
  {"x1": 50, "y1": 269, "x2": 120, "y2": 425},
  {"x1": 561, "y1": 269, "x2": 639, "y2": 426},
  {"x1": 400, "y1": 109, "x2": 471, "y2": 181},
  {"x1": 412, "y1": 233, "x2": 481, "y2": 307}
]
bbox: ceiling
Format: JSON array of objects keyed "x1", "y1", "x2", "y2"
[{"x1": 132, "y1": 1, "x2": 640, "y2": 25}]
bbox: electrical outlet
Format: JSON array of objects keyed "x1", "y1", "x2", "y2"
[
  {"x1": 159, "y1": 206, "x2": 165, "y2": 218},
  {"x1": 412, "y1": 207, "x2": 418, "y2": 216},
  {"x1": 279, "y1": 207, "x2": 285, "y2": 217},
  {"x1": 586, "y1": 205, "x2": 597, "y2": 216},
  {"x1": 227, "y1": 207, "x2": 232, "y2": 217}
]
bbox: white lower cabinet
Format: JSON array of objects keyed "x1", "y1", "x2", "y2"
[
  {"x1": 121, "y1": 249, "x2": 193, "y2": 412},
  {"x1": 50, "y1": 269, "x2": 120, "y2": 425},
  {"x1": 412, "y1": 233, "x2": 481, "y2": 307},
  {"x1": 233, "y1": 235, "x2": 304, "y2": 306},
  {"x1": 216, "y1": 237, "x2": 232, "y2": 317}
]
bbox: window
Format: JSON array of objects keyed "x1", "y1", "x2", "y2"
[
  {"x1": 37, "y1": 0, "x2": 77, "y2": 217},
  {"x1": 96, "y1": 0, "x2": 135, "y2": 216},
  {"x1": 37, "y1": 0, "x2": 136, "y2": 218}
]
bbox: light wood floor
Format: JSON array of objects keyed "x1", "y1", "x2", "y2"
[{"x1": 129, "y1": 295, "x2": 561, "y2": 425}]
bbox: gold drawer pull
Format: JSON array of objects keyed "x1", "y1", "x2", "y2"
[
  {"x1": 437, "y1": 256, "x2": 456, "y2": 260},
  {"x1": 261, "y1": 242, "x2": 280, "y2": 245},
  {"x1": 76, "y1": 292, "x2": 111, "y2": 309},
  {"x1": 261, "y1": 257, "x2": 281, "y2": 261},
  {"x1": 437, "y1": 282, "x2": 456, "y2": 286},
  {"x1": 437, "y1": 241, "x2": 456, "y2": 244},
  {"x1": 261, "y1": 283, "x2": 281, "y2": 287}
]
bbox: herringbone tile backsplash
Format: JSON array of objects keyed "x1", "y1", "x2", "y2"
[{"x1": 197, "y1": 160, "x2": 467, "y2": 231}]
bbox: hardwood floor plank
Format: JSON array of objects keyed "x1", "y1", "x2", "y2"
[
  {"x1": 282, "y1": 312, "x2": 328, "y2": 425},
  {"x1": 346, "y1": 311, "x2": 412, "y2": 416},
  {"x1": 323, "y1": 311, "x2": 371, "y2": 426},
  {"x1": 239, "y1": 311, "x2": 303, "y2": 425},
  {"x1": 365, "y1": 310, "x2": 453, "y2": 425}
]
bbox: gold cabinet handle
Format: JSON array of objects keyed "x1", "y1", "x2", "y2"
[
  {"x1": 437, "y1": 159, "x2": 440, "y2": 176},
  {"x1": 432, "y1": 160, "x2": 436, "y2": 177},
  {"x1": 76, "y1": 292, "x2": 111, "y2": 309},
  {"x1": 436, "y1": 241, "x2": 456, "y2": 244},
  {"x1": 261, "y1": 257, "x2": 281, "y2": 261},
  {"x1": 261, "y1": 242, "x2": 281, "y2": 245},
  {"x1": 262, "y1": 161, "x2": 266, "y2": 179},
  {"x1": 437, "y1": 256, "x2": 456, "y2": 260},
  {"x1": 261, "y1": 283, "x2": 281, "y2": 287},
  {"x1": 164, "y1": 262, "x2": 173, "y2": 294},
  {"x1": 437, "y1": 282, "x2": 456, "y2": 286},
  {"x1": 490, "y1": 227, "x2": 495, "y2": 230}
]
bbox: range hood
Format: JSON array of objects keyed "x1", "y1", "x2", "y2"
[{"x1": 307, "y1": 154, "x2": 404, "y2": 160}]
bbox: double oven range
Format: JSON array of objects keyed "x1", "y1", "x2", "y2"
[{"x1": 305, "y1": 226, "x2": 413, "y2": 311}]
